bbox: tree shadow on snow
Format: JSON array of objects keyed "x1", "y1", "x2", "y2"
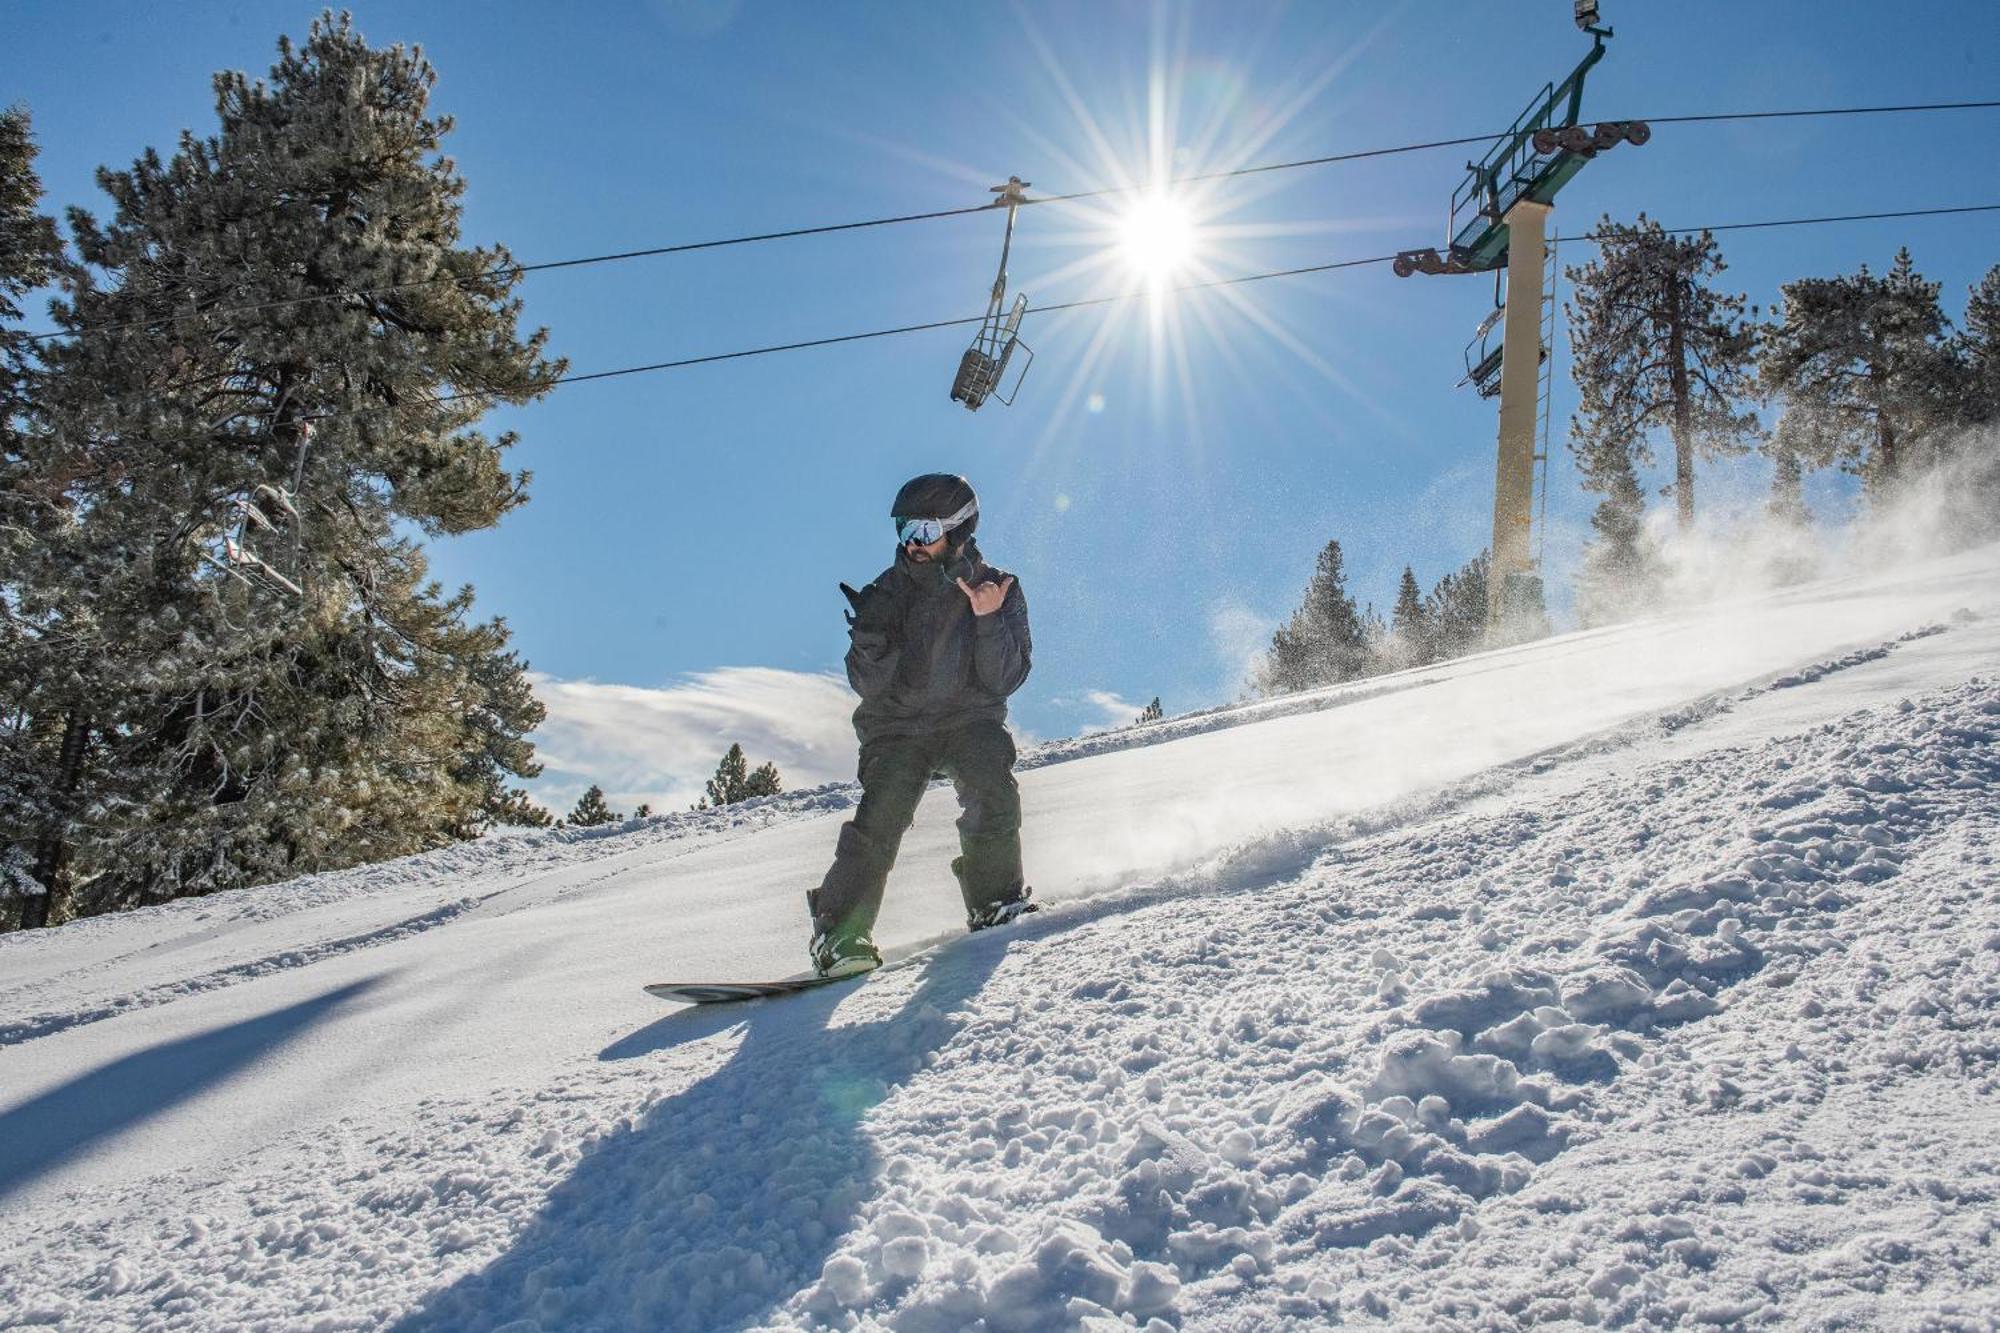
[
  {"x1": 395, "y1": 938, "x2": 1010, "y2": 1332},
  {"x1": 0, "y1": 976, "x2": 380, "y2": 1202}
]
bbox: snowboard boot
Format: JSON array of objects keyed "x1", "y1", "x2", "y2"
[
  {"x1": 810, "y1": 927, "x2": 883, "y2": 979},
  {"x1": 967, "y1": 886, "x2": 1039, "y2": 933}
]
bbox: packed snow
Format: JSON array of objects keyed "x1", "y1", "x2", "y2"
[{"x1": 2, "y1": 543, "x2": 1997, "y2": 1330}]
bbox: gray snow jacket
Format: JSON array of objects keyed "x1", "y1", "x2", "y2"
[{"x1": 842, "y1": 538, "x2": 1032, "y2": 743}]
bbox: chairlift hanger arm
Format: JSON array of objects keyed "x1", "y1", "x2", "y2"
[
  {"x1": 986, "y1": 177, "x2": 1031, "y2": 308},
  {"x1": 951, "y1": 176, "x2": 1036, "y2": 411},
  {"x1": 1557, "y1": 26, "x2": 1611, "y2": 130}
]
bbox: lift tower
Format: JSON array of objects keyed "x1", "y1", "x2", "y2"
[{"x1": 1394, "y1": 4, "x2": 1647, "y2": 636}]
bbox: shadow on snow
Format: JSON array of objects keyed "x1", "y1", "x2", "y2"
[
  {"x1": 395, "y1": 940, "x2": 1010, "y2": 1332},
  {"x1": 0, "y1": 976, "x2": 380, "y2": 1202}
]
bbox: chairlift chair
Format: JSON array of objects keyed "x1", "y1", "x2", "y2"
[
  {"x1": 203, "y1": 420, "x2": 312, "y2": 599},
  {"x1": 1457, "y1": 301, "x2": 1549, "y2": 398},
  {"x1": 201, "y1": 413, "x2": 313, "y2": 598},
  {"x1": 1459, "y1": 304, "x2": 1509, "y2": 397},
  {"x1": 207, "y1": 485, "x2": 304, "y2": 596},
  {"x1": 951, "y1": 176, "x2": 1036, "y2": 410}
]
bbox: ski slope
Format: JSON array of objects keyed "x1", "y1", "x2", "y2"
[{"x1": 2, "y1": 543, "x2": 1997, "y2": 1330}]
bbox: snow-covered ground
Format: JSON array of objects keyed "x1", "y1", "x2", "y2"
[{"x1": 2, "y1": 544, "x2": 1997, "y2": 1331}]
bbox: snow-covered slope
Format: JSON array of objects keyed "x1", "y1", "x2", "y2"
[{"x1": 2, "y1": 544, "x2": 1997, "y2": 1330}]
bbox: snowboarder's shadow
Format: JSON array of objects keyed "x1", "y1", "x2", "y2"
[
  {"x1": 0, "y1": 977, "x2": 379, "y2": 1204},
  {"x1": 395, "y1": 938, "x2": 1010, "y2": 1332}
]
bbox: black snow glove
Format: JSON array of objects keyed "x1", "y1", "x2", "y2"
[
  {"x1": 840, "y1": 581, "x2": 901, "y2": 634},
  {"x1": 841, "y1": 579, "x2": 905, "y2": 700}
]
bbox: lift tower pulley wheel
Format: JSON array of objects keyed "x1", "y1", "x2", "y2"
[{"x1": 1391, "y1": 24, "x2": 1646, "y2": 283}]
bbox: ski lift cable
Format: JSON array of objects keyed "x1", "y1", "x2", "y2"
[
  {"x1": 1642, "y1": 100, "x2": 2000, "y2": 128},
  {"x1": 279, "y1": 199, "x2": 1989, "y2": 418},
  {"x1": 1024, "y1": 99, "x2": 2000, "y2": 206},
  {"x1": 11, "y1": 194, "x2": 1952, "y2": 517},
  {"x1": 21, "y1": 98, "x2": 2000, "y2": 345},
  {"x1": 1581, "y1": 201, "x2": 2000, "y2": 239}
]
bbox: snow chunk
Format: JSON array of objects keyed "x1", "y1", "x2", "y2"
[{"x1": 817, "y1": 1253, "x2": 870, "y2": 1306}]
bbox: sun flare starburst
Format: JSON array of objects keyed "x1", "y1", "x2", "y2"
[
  {"x1": 905, "y1": 5, "x2": 1404, "y2": 456},
  {"x1": 1116, "y1": 192, "x2": 1199, "y2": 285}
]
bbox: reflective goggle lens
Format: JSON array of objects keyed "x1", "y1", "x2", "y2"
[
  {"x1": 894, "y1": 498, "x2": 975, "y2": 547},
  {"x1": 897, "y1": 516, "x2": 946, "y2": 546}
]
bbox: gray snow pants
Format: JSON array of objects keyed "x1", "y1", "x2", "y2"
[{"x1": 809, "y1": 718, "x2": 1024, "y2": 938}]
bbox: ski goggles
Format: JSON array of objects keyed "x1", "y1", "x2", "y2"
[{"x1": 895, "y1": 498, "x2": 977, "y2": 546}]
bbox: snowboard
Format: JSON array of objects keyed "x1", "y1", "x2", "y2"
[
  {"x1": 645, "y1": 897, "x2": 1037, "y2": 1006},
  {"x1": 643, "y1": 969, "x2": 875, "y2": 1006}
]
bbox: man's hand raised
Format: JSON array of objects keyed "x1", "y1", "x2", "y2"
[{"x1": 957, "y1": 575, "x2": 1014, "y2": 617}]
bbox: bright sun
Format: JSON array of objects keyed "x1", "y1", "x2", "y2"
[{"x1": 1117, "y1": 192, "x2": 1197, "y2": 284}]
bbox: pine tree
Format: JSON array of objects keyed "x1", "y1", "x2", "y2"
[
  {"x1": 744, "y1": 761, "x2": 782, "y2": 800},
  {"x1": 699, "y1": 744, "x2": 747, "y2": 810},
  {"x1": 1359, "y1": 602, "x2": 1388, "y2": 675},
  {"x1": 1760, "y1": 248, "x2": 1956, "y2": 493},
  {"x1": 1135, "y1": 697, "x2": 1163, "y2": 724},
  {"x1": 486, "y1": 789, "x2": 554, "y2": 829},
  {"x1": 1389, "y1": 565, "x2": 1434, "y2": 667},
  {"x1": 19, "y1": 18, "x2": 564, "y2": 918},
  {"x1": 1960, "y1": 264, "x2": 2000, "y2": 429},
  {"x1": 697, "y1": 743, "x2": 784, "y2": 809},
  {"x1": 1425, "y1": 552, "x2": 1489, "y2": 661},
  {"x1": 567, "y1": 785, "x2": 620, "y2": 828},
  {"x1": 1765, "y1": 439, "x2": 1810, "y2": 526},
  {"x1": 633, "y1": 802, "x2": 652, "y2": 819},
  {"x1": 1566, "y1": 215, "x2": 1761, "y2": 529},
  {"x1": 1572, "y1": 449, "x2": 1661, "y2": 626},
  {"x1": 0, "y1": 104, "x2": 83, "y2": 927},
  {"x1": 1257, "y1": 539, "x2": 1370, "y2": 695}
]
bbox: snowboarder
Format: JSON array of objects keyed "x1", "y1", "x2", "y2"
[{"x1": 807, "y1": 473, "x2": 1037, "y2": 977}]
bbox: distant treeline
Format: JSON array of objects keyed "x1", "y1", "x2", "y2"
[
  {"x1": 1256, "y1": 545, "x2": 1489, "y2": 697},
  {"x1": 1258, "y1": 218, "x2": 1999, "y2": 692},
  {"x1": 1564, "y1": 216, "x2": 1999, "y2": 623}
]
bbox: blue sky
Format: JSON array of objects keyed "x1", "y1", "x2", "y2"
[{"x1": 9, "y1": 1, "x2": 1999, "y2": 813}]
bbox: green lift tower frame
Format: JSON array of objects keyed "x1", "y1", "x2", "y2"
[{"x1": 1395, "y1": 11, "x2": 1648, "y2": 634}]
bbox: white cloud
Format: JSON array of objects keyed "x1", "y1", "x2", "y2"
[
  {"x1": 525, "y1": 667, "x2": 859, "y2": 817},
  {"x1": 1073, "y1": 689, "x2": 1144, "y2": 736}
]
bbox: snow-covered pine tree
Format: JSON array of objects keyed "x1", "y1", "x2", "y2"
[
  {"x1": 1566, "y1": 215, "x2": 1760, "y2": 530},
  {"x1": 439, "y1": 615, "x2": 553, "y2": 840},
  {"x1": 1760, "y1": 248, "x2": 1956, "y2": 494},
  {"x1": 1765, "y1": 439, "x2": 1810, "y2": 526},
  {"x1": 1572, "y1": 448, "x2": 1661, "y2": 627},
  {"x1": 1424, "y1": 552, "x2": 1488, "y2": 662},
  {"x1": 1389, "y1": 565, "x2": 1433, "y2": 668},
  {"x1": 1136, "y1": 697, "x2": 1163, "y2": 724},
  {"x1": 0, "y1": 104, "x2": 84, "y2": 928},
  {"x1": 486, "y1": 788, "x2": 554, "y2": 830},
  {"x1": 27, "y1": 17, "x2": 565, "y2": 917},
  {"x1": 1359, "y1": 602, "x2": 1388, "y2": 675},
  {"x1": 1257, "y1": 539, "x2": 1370, "y2": 695},
  {"x1": 567, "y1": 785, "x2": 620, "y2": 828},
  {"x1": 1960, "y1": 264, "x2": 2000, "y2": 430},
  {"x1": 0, "y1": 104, "x2": 63, "y2": 415}
]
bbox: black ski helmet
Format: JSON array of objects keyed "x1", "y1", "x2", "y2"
[{"x1": 890, "y1": 473, "x2": 979, "y2": 547}]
